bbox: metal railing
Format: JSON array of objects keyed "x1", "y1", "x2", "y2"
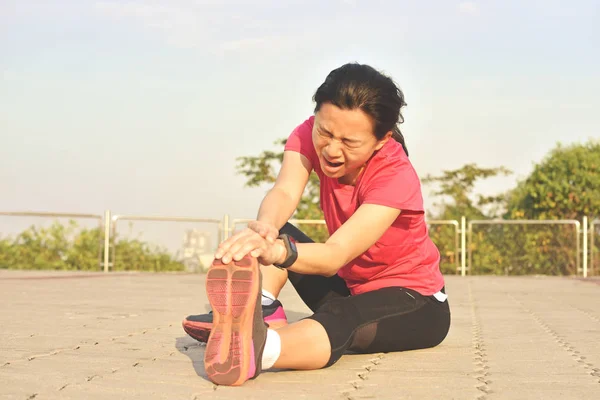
[
  {"x1": 0, "y1": 211, "x2": 596, "y2": 277},
  {"x1": 467, "y1": 219, "x2": 581, "y2": 275},
  {"x1": 109, "y1": 214, "x2": 228, "y2": 272},
  {"x1": 0, "y1": 211, "x2": 105, "y2": 268}
]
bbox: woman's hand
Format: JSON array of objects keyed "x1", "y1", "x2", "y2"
[
  {"x1": 247, "y1": 220, "x2": 279, "y2": 244},
  {"x1": 214, "y1": 227, "x2": 286, "y2": 266}
]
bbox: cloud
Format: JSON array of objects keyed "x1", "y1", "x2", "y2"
[{"x1": 458, "y1": 1, "x2": 479, "y2": 16}]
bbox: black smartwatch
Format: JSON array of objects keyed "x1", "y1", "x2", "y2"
[{"x1": 273, "y1": 234, "x2": 298, "y2": 269}]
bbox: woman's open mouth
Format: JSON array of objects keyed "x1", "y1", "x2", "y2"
[
  {"x1": 322, "y1": 157, "x2": 344, "y2": 173},
  {"x1": 325, "y1": 159, "x2": 344, "y2": 168}
]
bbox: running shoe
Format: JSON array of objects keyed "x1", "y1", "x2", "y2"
[
  {"x1": 203, "y1": 255, "x2": 267, "y2": 386},
  {"x1": 182, "y1": 299, "x2": 287, "y2": 343}
]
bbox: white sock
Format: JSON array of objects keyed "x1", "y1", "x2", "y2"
[
  {"x1": 261, "y1": 289, "x2": 276, "y2": 306},
  {"x1": 261, "y1": 329, "x2": 281, "y2": 370}
]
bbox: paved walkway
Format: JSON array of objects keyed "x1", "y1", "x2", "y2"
[{"x1": 1, "y1": 270, "x2": 599, "y2": 399}]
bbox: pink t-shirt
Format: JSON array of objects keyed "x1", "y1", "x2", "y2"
[{"x1": 284, "y1": 116, "x2": 445, "y2": 296}]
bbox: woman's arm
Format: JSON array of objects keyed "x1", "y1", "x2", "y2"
[
  {"x1": 279, "y1": 204, "x2": 401, "y2": 276},
  {"x1": 215, "y1": 150, "x2": 312, "y2": 258},
  {"x1": 255, "y1": 150, "x2": 312, "y2": 230},
  {"x1": 222, "y1": 203, "x2": 401, "y2": 275}
]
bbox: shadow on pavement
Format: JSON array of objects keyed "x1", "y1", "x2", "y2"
[
  {"x1": 174, "y1": 309, "x2": 310, "y2": 378},
  {"x1": 175, "y1": 336, "x2": 210, "y2": 381}
]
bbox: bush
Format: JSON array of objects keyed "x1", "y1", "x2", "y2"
[{"x1": 0, "y1": 220, "x2": 185, "y2": 272}]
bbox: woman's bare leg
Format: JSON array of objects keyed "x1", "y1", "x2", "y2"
[
  {"x1": 270, "y1": 319, "x2": 331, "y2": 370},
  {"x1": 260, "y1": 264, "x2": 288, "y2": 298}
]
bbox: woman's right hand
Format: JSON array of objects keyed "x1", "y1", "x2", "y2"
[
  {"x1": 247, "y1": 220, "x2": 279, "y2": 244},
  {"x1": 214, "y1": 221, "x2": 281, "y2": 264}
]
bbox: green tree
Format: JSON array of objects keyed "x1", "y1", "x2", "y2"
[
  {"x1": 431, "y1": 141, "x2": 600, "y2": 276},
  {"x1": 422, "y1": 163, "x2": 512, "y2": 221},
  {"x1": 236, "y1": 139, "x2": 329, "y2": 242},
  {"x1": 506, "y1": 140, "x2": 600, "y2": 220},
  {"x1": 421, "y1": 164, "x2": 512, "y2": 275},
  {"x1": 503, "y1": 140, "x2": 600, "y2": 276}
]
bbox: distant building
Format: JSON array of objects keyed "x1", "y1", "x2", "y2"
[{"x1": 181, "y1": 229, "x2": 213, "y2": 272}]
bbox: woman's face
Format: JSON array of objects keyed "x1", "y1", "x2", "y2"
[{"x1": 312, "y1": 103, "x2": 390, "y2": 185}]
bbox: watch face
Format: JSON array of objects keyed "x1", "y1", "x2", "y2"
[{"x1": 289, "y1": 239, "x2": 297, "y2": 252}]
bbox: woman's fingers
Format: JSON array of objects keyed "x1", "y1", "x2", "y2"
[
  {"x1": 215, "y1": 222, "x2": 282, "y2": 264},
  {"x1": 215, "y1": 229, "x2": 254, "y2": 259},
  {"x1": 248, "y1": 221, "x2": 279, "y2": 244},
  {"x1": 232, "y1": 237, "x2": 268, "y2": 261},
  {"x1": 216, "y1": 229, "x2": 267, "y2": 264},
  {"x1": 250, "y1": 248, "x2": 263, "y2": 258}
]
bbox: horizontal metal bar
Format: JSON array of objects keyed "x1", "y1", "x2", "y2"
[
  {"x1": 0, "y1": 211, "x2": 102, "y2": 220},
  {"x1": 289, "y1": 219, "x2": 327, "y2": 225},
  {"x1": 112, "y1": 215, "x2": 221, "y2": 223},
  {"x1": 231, "y1": 218, "x2": 252, "y2": 224},
  {"x1": 469, "y1": 219, "x2": 580, "y2": 226},
  {"x1": 292, "y1": 219, "x2": 458, "y2": 226},
  {"x1": 231, "y1": 218, "x2": 328, "y2": 226},
  {"x1": 232, "y1": 219, "x2": 459, "y2": 227},
  {"x1": 427, "y1": 220, "x2": 460, "y2": 226}
]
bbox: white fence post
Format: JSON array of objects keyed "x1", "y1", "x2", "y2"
[
  {"x1": 104, "y1": 210, "x2": 111, "y2": 273},
  {"x1": 583, "y1": 216, "x2": 588, "y2": 278},
  {"x1": 592, "y1": 220, "x2": 599, "y2": 277},
  {"x1": 461, "y1": 216, "x2": 466, "y2": 277},
  {"x1": 223, "y1": 214, "x2": 230, "y2": 241}
]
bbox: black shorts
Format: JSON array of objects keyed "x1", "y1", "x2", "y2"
[{"x1": 280, "y1": 223, "x2": 451, "y2": 367}]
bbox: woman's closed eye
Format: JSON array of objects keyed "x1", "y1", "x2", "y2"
[{"x1": 343, "y1": 138, "x2": 361, "y2": 148}]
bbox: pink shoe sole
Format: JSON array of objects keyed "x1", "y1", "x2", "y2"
[{"x1": 204, "y1": 256, "x2": 260, "y2": 386}]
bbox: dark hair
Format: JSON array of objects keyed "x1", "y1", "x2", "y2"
[{"x1": 313, "y1": 63, "x2": 409, "y2": 156}]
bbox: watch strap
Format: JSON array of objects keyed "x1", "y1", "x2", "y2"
[{"x1": 273, "y1": 233, "x2": 298, "y2": 269}]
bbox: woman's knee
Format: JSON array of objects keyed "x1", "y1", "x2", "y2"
[{"x1": 308, "y1": 298, "x2": 361, "y2": 367}]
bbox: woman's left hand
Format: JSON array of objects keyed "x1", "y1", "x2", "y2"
[{"x1": 214, "y1": 228, "x2": 286, "y2": 266}]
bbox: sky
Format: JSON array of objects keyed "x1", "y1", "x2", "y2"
[{"x1": 1, "y1": 0, "x2": 599, "y2": 246}]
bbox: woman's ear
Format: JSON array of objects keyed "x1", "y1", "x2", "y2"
[{"x1": 374, "y1": 131, "x2": 393, "y2": 150}]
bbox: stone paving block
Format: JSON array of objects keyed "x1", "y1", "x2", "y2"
[
  {"x1": 349, "y1": 389, "x2": 479, "y2": 400},
  {"x1": 1, "y1": 363, "x2": 76, "y2": 397},
  {"x1": 345, "y1": 378, "x2": 480, "y2": 400},
  {"x1": 59, "y1": 369, "x2": 213, "y2": 398},
  {"x1": 486, "y1": 381, "x2": 600, "y2": 400},
  {"x1": 45, "y1": 381, "x2": 216, "y2": 400},
  {"x1": 216, "y1": 381, "x2": 355, "y2": 398},
  {"x1": 2, "y1": 272, "x2": 600, "y2": 399}
]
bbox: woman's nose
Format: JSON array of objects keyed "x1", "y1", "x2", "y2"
[{"x1": 324, "y1": 140, "x2": 343, "y2": 158}]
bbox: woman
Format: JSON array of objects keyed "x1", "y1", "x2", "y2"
[{"x1": 185, "y1": 62, "x2": 451, "y2": 386}]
